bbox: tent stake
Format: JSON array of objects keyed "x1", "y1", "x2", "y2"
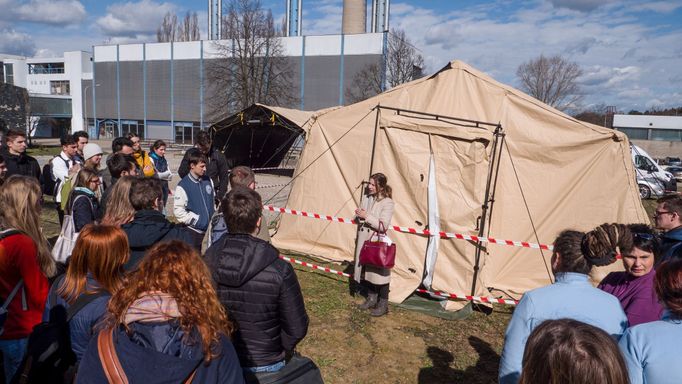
[{"x1": 471, "y1": 124, "x2": 505, "y2": 297}]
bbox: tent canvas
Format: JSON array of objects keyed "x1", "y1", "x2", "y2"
[{"x1": 272, "y1": 60, "x2": 648, "y2": 305}]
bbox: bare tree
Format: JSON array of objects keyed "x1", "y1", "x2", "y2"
[
  {"x1": 156, "y1": 12, "x2": 177, "y2": 42},
  {"x1": 206, "y1": 0, "x2": 293, "y2": 121},
  {"x1": 177, "y1": 11, "x2": 200, "y2": 41},
  {"x1": 157, "y1": 11, "x2": 200, "y2": 42},
  {"x1": 346, "y1": 28, "x2": 425, "y2": 103},
  {"x1": 516, "y1": 54, "x2": 583, "y2": 111}
]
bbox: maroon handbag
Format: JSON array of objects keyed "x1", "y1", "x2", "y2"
[{"x1": 359, "y1": 222, "x2": 396, "y2": 269}]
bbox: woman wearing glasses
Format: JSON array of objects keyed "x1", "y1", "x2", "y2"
[
  {"x1": 67, "y1": 168, "x2": 103, "y2": 232},
  {"x1": 599, "y1": 224, "x2": 664, "y2": 326}
]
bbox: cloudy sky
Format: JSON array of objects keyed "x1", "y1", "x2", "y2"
[{"x1": 1, "y1": 0, "x2": 681, "y2": 111}]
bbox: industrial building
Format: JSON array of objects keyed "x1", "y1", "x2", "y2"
[
  {"x1": 613, "y1": 114, "x2": 682, "y2": 158},
  {"x1": 1, "y1": 0, "x2": 394, "y2": 142}
]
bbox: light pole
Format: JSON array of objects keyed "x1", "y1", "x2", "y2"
[{"x1": 83, "y1": 83, "x2": 100, "y2": 135}]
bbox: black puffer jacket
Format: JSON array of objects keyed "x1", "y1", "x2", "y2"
[
  {"x1": 121, "y1": 210, "x2": 196, "y2": 270},
  {"x1": 204, "y1": 234, "x2": 309, "y2": 368},
  {"x1": 0, "y1": 148, "x2": 41, "y2": 179}
]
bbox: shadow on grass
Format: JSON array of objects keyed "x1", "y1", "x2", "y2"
[{"x1": 418, "y1": 336, "x2": 500, "y2": 384}]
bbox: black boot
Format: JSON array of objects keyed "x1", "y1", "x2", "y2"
[
  {"x1": 357, "y1": 292, "x2": 378, "y2": 310},
  {"x1": 370, "y1": 298, "x2": 388, "y2": 317}
]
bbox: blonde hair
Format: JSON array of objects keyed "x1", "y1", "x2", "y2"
[
  {"x1": 0, "y1": 175, "x2": 56, "y2": 277},
  {"x1": 102, "y1": 176, "x2": 136, "y2": 226}
]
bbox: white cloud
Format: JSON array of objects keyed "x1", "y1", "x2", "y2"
[
  {"x1": 632, "y1": 1, "x2": 682, "y2": 13},
  {"x1": 386, "y1": 1, "x2": 682, "y2": 111},
  {"x1": 96, "y1": 0, "x2": 177, "y2": 38},
  {"x1": 0, "y1": 0, "x2": 85, "y2": 26},
  {"x1": 0, "y1": 28, "x2": 36, "y2": 56},
  {"x1": 547, "y1": 0, "x2": 616, "y2": 12}
]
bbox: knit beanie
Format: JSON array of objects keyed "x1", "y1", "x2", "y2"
[{"x1": 83, "y1": 143, "x2": 103, "y2": 161}]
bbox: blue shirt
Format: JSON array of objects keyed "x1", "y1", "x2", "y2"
[
  {"x1": 619, "y1": 311, "x2": 682, "y2": 384},
  {"x1": 499, "y1": 272, "x2": 628, "y2": 384}
]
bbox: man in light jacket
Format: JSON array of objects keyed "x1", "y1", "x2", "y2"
[
  {"x1": 173, "y1": 152, "x2": 214, "y2": 251},
  {"x1": 52, "y1": 134, "x2": 81, "y2": 224}
]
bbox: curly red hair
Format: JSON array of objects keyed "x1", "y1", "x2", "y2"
[{"x1": 105, "y1": 241, "x2": 234, "y2": 361}]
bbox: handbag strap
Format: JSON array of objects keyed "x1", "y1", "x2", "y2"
[
  {"x1": 97, "y1": 327, "x2": 199, "y2": 383},
  {"x1": 98, "y1": 328, "x2": 128, "y2": 384}
]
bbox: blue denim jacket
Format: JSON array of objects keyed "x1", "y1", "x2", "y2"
[{"x1": 499, "y1": 272, "x2": 628, "y2": 384}]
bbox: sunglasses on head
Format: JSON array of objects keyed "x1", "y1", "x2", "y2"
[{"x1": 633, "y1": 232, "x2": 655, "y2": 241}]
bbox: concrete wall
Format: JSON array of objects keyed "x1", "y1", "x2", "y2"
[
  {"x1": 631, "y1": 139, "x2": 682, "y2": 160},
  {"x1": 91, "y1": 34, "x2": 386, "y2": 140}
]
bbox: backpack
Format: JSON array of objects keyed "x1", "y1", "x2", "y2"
[
  {"x1": 0, "y1": 229, "x2": 24, "y2": 336},
  {"x1": 59, "y1": 170, "x2": 81, "y2": 211},
  {"x1": 11, "y1": 276, "x2": 108, "y2": 384},
  {"x1": 41, "y1": 156, "x2": 69, "y2": 197}
]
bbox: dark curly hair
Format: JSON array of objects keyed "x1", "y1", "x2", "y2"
[{"x1": 553, "y1": 223, "x2": 632, "y2": 274}]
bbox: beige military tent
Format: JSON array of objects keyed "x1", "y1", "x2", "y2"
[{"x1": 272, "y1": 60, "x2": 648, "y2": 305}]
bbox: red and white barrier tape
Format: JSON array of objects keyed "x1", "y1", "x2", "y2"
[
  {"x1": 278, "y1": 255, "x2": 518, "y2": 306},
  {"x1": 256, "y1": 183, "x2": 291, "y2": 190},
  {"x1": 279, "y1": 255, "x2": 351, "y2": 278},
  {"x1": 264, "y1": 204, "x2": 553, "y2": 251}
]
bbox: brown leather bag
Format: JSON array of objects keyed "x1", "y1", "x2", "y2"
[{"x1": 97, "y1": 328, "x2": 198, "y2": 383}]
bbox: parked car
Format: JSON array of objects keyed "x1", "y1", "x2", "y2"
[
  {"x1": 666, "y1": 157, "x2": 682, "y2": 166},
  {"x1": 665, "y1": 166, "x2": 682, "y2": 182},
  {"x1": 632, "y1": 145, "x2": 677, "y2": 199}
]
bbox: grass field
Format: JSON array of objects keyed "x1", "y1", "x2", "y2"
[{"x1": 39, "y1": 196, "x2": 661, "y2": 383}]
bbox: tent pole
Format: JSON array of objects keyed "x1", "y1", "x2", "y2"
[
  {"x1": 471, "y1": 124, "x2": 505, "y2": 296},
  {"x1": 368, "y1": 105, "x2": 381, "y2": 179}
]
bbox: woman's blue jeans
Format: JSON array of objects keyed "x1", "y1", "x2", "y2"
[{"x1": 0, "y1": 338, "x2": 28, "y2": 383}]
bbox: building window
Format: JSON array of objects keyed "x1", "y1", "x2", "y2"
[
  {"x1": 28, "y1": 62, "x2": 65, "y2": 74},
  {"x1": 121, "y1": 120, "x2": 145, "y2": 139},
  {"x1": 175, "y1": 122, "x2": 200, "y2": 144},
  {"x1": 50, "y1": 80, "x2": 70, "y2": 95},
  {"x1": 650, "y1": 129, "x2": 681, "y2": 141},
  {"x1": 618, "y1": 127, "x2": 649, "y2": 140},
  {"x1": 3, "y1": 64, "x2": 13, "y2": 85}
]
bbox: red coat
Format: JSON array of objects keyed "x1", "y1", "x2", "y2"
[{"x1": 0, "y1": 233, "x2": 48, "y2": 339}]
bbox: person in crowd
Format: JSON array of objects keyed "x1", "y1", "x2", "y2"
[
  {"x1": 101, "y1": 176, "x2": 136, "y2": 227},
  {"x1": 599, "y1": 224, "x2": 664, "y2": 326},
  {"x1": 178, "y1": 130, "x2": 229, "y2": 203},
  {"x1": 82, "y1": 143, "x2": 105, "y2": 198},
  {"x1": 204, "y1": 187, "x2": 308, "y2": 374},
  {"x1": 619, "y1": 258, "x2": 682, "y2": 384},
  {"x1": 173, "y1": 152, "x2": 214, "y2": 250},
  {"x1": 149, "y1": 139, "x2": 172, "y2": 209},
  {"x1": 72, "y1": 130, "x2": 89, "y2": 164},
  {"x1": 104, "y1": 137, "x2": 135, "y2": 186},
  {"x1": 53, "y1": 134, "x2": 82, "y2": 225},
  {"x1": 654, "y1": 195, "x2": 682, "y2": 263},
  {"x1": 0, "y1": 129, "x2": 40, "y2": 179},
  {"x1": 111, "y1": 136, "x2": 134, "y2": 155},
  {"x1": 520, "y1": 319, "x2": 629, "y2": 384},
  {"x1": 354, "y1": 172, "x2": 395, "y2": 317},
  {"x1": 498, "y1": 223, "x2": 630, "y2": 384},
  {"x1": 210, "y1": 165, "x2": 270, "y2": 246},
  {"x1": 122, "y1": 178, "x2": 194, "y2": 269},
  {"x1": 101, "y1": 153, "x2": 137, "y2": 214},
  {"x1": 0, "y1": 176, "x2": 55, "y2": 382},
  {"x1": 43, "y1": 224, "x2": 129, "y2": 361},
  {"x1": 127, "y1": 132, "x2": 155, "y2": 178},
  {"x1": 66, "y1": 168, "x2": 103, "y2": 232},
  {"x1": 76, "y1": 241, "x2": 244, "y2": 383},
  {"x1": 0, "y1": 153, "x2": 7, "y2": 185}
]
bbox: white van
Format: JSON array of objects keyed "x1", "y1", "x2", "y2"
[{"x1": 631, "y1": 144, "x2": 677, "y2": 199}]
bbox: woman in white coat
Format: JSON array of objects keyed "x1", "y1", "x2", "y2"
[{"x1": 354, "y1": 173, "x2": 395, "y2": 317}]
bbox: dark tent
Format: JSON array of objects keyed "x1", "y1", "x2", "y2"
[{"x1": 210, "y1": 104, "x2": 318, "y2": 170}]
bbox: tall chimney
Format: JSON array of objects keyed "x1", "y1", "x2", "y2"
[{"x1": 342, "y1": 0, "x2": 366, "y2": 34}]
